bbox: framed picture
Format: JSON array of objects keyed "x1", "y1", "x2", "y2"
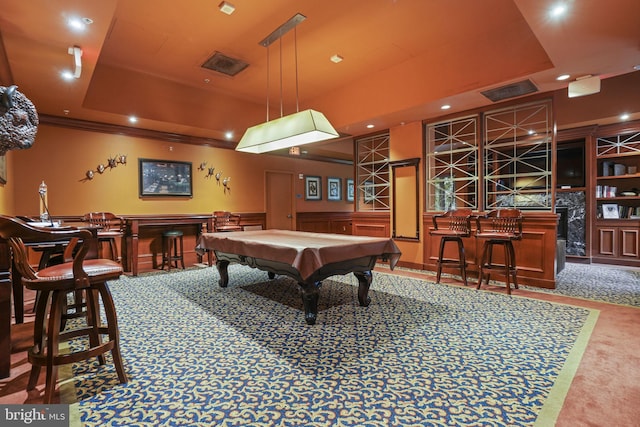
[
  {"x1": 346, "y1": 178, "x2": 354, "y2": 202},
  {"x1": 0, "y1": 155, "x2": 6, "y2": 184},
  {"x1": 364, "y1": 180, "x2": 375, "y2": 203},
  {"x1": 305, "y1": 176, "x2": 322, "y2": 200},
  {"x1": 139, "y1": 158, "x2": 193, "y2": 197},
  {"x1": 327, "y1": 177, "x2": 341, "y2": 201},
  {"x1": 601, "y1": 203, "x2": 619, "y2": 219}
]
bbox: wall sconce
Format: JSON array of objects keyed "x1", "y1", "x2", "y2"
[{"x1": 67, "y1": 46, "x2": 83, "y2": 79}]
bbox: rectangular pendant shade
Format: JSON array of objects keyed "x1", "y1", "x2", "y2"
[{"x1": 235, "y1": 109, "x2": 339, "y2": 153}]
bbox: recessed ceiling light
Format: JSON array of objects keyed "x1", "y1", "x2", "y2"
[
  {"x1": 129, "y1": 116, "x2": 138, "y2": 124},
  {"x1": 67, "y1": 16, "x2": 92, "y2": 32},
  {"x1": 225, "y1": 131, "x2": 234, "y2": 139},
  {"x1": 556, "y1": 74, "x2": 571, "y2": 81},
  {"x1": 366, "y1": 124, "x2": 375, "y2": 129},
  {"x1": 634, "y1": 65, "x2": 640, "y2": 71},
  {"x1": 620, "y1": 113, "x2": 630, "y2": 121},
  {"x1": 441, "y1": 104, "x2": 451, "y2": 110},
  {"x1": 60, "y1": 70, "x2": 75, "y2": 81},
  {"x1": 330, "y1": 54, "x2": 343, "y2": 63},
  {"x1": 218, "y1": 1, "x2": 235, "y2": 15},
  {"x1": 550, "y1": 3, "x2": 568, "y2": 18}
]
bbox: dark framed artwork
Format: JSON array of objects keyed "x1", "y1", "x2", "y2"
[
  {"x1": 139, "y1": 158, "x2": 193, "y2": 197},
  {"x1": 346, "y1": 178, "x2": 354, "y2": 202},
  {"x1": 364, "y1": 180, "x2": 375, "y2": 203},
  {"x1": 305, "y1": 176, "x2": 322, "y2": 200},
  {"x1": 327, "y1": 177, "x2": 341, "y2": 201}
]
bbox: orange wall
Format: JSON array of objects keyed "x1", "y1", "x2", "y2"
[
  {"x1": 1, "y1": 72, "x2": 638, "y2": 223},
  {"x1": 2, "y1": 124, "x2": 353, "y2": 217},
  {"x1": 389, "y1": 121, "x2": 423, "y2": 268}
]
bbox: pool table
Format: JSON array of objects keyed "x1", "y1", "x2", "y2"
[{"x1": 196, "y1": 229, "x2": 401, "y2": 324}]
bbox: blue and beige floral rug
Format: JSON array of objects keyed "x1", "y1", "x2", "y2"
[{"x1": 66, "y1": 265, "x2": 597, "y2": 426}]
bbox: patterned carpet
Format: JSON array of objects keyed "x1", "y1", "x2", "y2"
[
  {"x1": 525, "y1": 262, "x2": 640, "y2": 307},
  {"x1": 65, "y1": 265, "x2": 597, "y2": 426}
]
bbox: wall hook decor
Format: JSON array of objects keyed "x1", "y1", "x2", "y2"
[
  {"x1": 223, "y1": 177, "x2": 231, "y2": 193},
  {"x1": 83, "y1": 154, "x2": 127, "y2": 181},
  {"x1": 205, "y1": 166, "x2": 215, "y2": 178},
  {"x1": 198, "y1": 161, "x2": 207, "y2": 171},
  {"x1": 107, "y1": 156, "x2": 118, "y2": 169},
  {"x1": 215, "y1": 171, "x2": 222, "y2": 182}
]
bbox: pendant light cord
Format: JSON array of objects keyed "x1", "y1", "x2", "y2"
[
  {"x1": 279, "y1": 38, "x2": 283, "y2": 118},
  {"x1": 266, "y1": 45, "x2": 270, "y2": 122},
  {"x1": 295, "y1": 27, "x2": 299, "y2": 113}
]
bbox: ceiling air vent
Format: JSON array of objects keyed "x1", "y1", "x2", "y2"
[
  {"x1": 481, "y1": 79, "x2": 538, "y2": 102},
  {"x1": 202, "y1": 51, "x2": 248, "y2": 77}
]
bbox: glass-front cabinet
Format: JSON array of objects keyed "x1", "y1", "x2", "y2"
[
  {"x1": 483, "y1": 101, "x2": 553, "y2": 210},
  {"x1": 425, "y1": 99, "x2": 553, "y2": 213},
  {"x1": 426, "y1": 116, "x2": 478, "y2": 211},
  {"x1": 356, "y1": 133, "x2": 390, "y2": 212}
]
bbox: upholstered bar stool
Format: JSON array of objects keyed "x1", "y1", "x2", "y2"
[
  {"x1": 0, "y1": 216, "x2": 127, "y2": 403},
  {"x1": 475, "y1": 208, "x2": 523, "y2": 295},
  {"x1": 430, "y1": 208, "x2": 472, "y2": 286},
  {"x1": 161, "y1": 230, "x2": 185, "y2": 271}
]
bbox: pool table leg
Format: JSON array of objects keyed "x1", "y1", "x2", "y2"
[
  {"x1": 299, "y1": 281, "x2": 321, "y2": 325},
  {"x1": 354, "y1": 271, "x2": 372, "y2": 307},
  {"x1": 216, "y1": 260, "x2": 230, "y2": 287}
]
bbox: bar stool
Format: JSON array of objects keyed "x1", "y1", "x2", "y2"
[
  {"x1": 161, "y1": 230, "x2": 185, "y2": 271},
  {"x1": 430, "y1": 208, "x2": 472, "y2": 286},
  {"x1": 82, "y1": 212, "x2": 124, "y2": 262},
  {"x1": 0, "y1": 216, "x2": 127, "y2": 403},
  {"x1": 475, "y1": 208, "x2": 523, "y2": 295}
]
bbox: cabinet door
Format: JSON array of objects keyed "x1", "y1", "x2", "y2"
[
  {"x1": 596, "y1": 227, "x2": 617, "y2": 257},
  {"x1": 620, "y1": 228, "x2": 640, "y2": 258}
]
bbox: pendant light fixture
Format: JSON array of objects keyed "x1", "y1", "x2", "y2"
[{"x1": 235, "y1": 13, "x2": 339, "y2": 154}]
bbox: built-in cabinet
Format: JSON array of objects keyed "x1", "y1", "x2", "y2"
[
  {"x1": 595, "y1": 130, "x2": 640, "y2": 218},
  {"x1": 594, "y1": 224, "x2": 640, "y2": 262},
  {"x1": 593, "y1": 125, "x2": 640, "y2": 266}
]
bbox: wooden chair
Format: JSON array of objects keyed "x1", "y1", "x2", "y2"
[
  {"x1": 475, "y1": 208, "x2": 523, "y2": 295},
  {"x1": 213, "y1": 211, "x2": 242, "y2": 232},
  {"x1": 82, "y1": 212, "x2": 124, "y2": 262},
  {"x1": 0, "y1": 215, "x2": 127, "y2": 403},
  {"x1": 430, "y1": 208, "x2": 473, "y2": 286}
]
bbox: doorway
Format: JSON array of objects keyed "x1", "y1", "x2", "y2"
[{"x1": 266, "y1": 171, "x2": 294, "y2": 230}]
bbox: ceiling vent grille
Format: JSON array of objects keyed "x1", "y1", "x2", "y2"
[
  {"x1": 481, "y1": 79, "x2": 538, "y2": 102},
  {"x1": 202, "y1": 52, "x2": 248, "y2": 77}
]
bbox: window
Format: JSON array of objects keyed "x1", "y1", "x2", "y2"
[
  {"x1": 356, "y1": 133, "x2": 390, "y2": 211},
  {"x1": 426, "y1": 116, "x2": 478, "y2": 211},
  {"x1": 483, "y1": 100, "x2": 553, "y2": 210}
]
